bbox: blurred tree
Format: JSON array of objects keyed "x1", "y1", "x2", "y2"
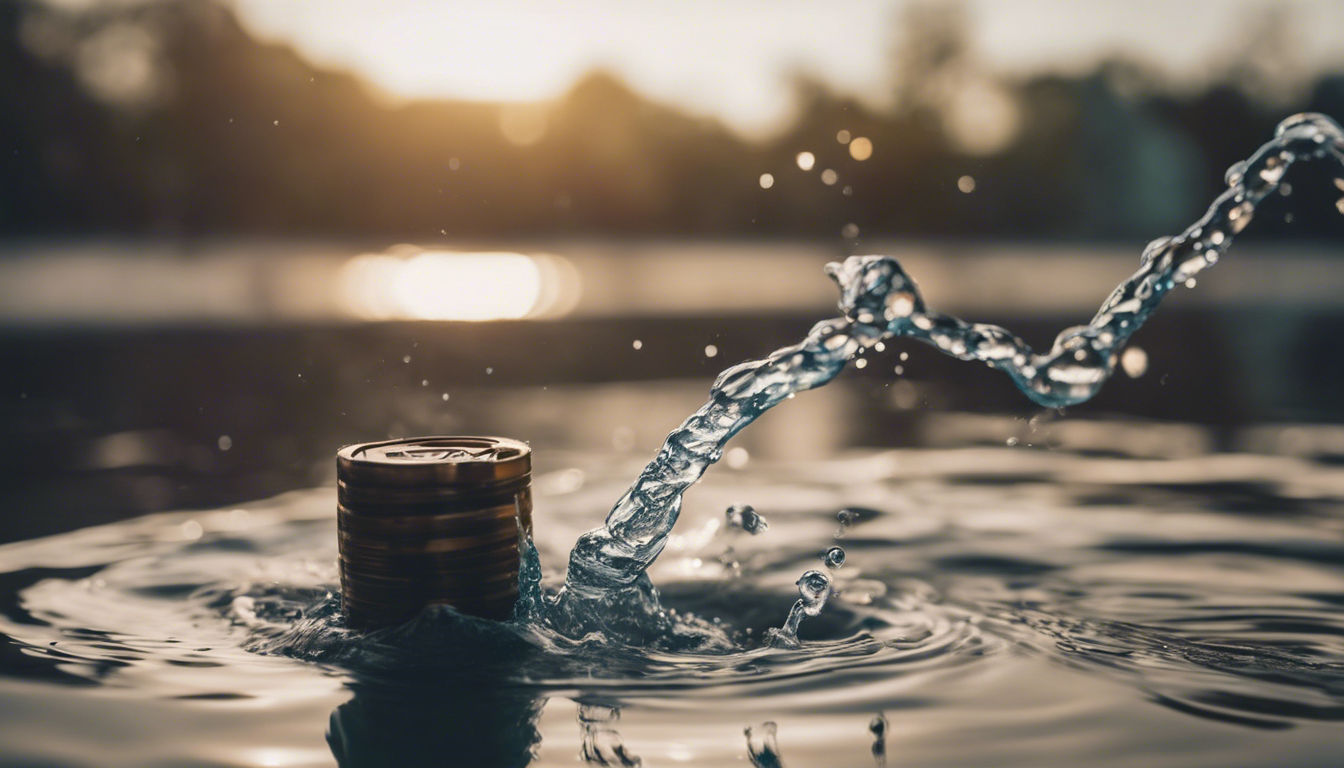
[{"x1": 0, "y1": 0, "x2": 1339, "y2": 244}]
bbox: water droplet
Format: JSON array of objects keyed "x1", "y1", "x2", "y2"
[
  {"x1": 726, "y1": 504, "x2": 768, "y2": 534},
  {"x1": 1006, "y1": 436, "x2": 1019, "y2": 446},
  {"x1": 421, "y1": 379, "x2": 428, "y2": 386},
  {"x1": 759, "y1": 173, "x2": 774, "y2": 189},
  {"x1": 841, "y1": 222, "x2": 860, "y2": 239},
  {"x1": 836, "y1": 509, "x2": 859, "y2": 534},
  {"x1": 821, "y1": 169, "x2": 838, "y2": 185},
  {"x1": 485, "y1": 367, "x2": 494, "y2": 374},
  {"x1": 796, "y1": 151, "x2": 815, "y2": 171},
  {"x1": 836, "y1": 130, "x2": 851, "y2": 144},
  {"x1": 957, "y1": 175, "x2": 976, "y2": 193},
  {"x1": 704, "y1": 345, "x2": 718, "y2": 358},
  {"x1": 796, "y1": 570, "x2": 831, "y2": 613},
  {"x1": 745, "y1": 721, "x2": 782, "y2": 767},
  {"x1": 632, "y1": 339, "x2": 643, "y2": 350},
  {"x1": 855, "y1": 358, "x2": 868, "y2": 369},
  {"x1": 402, "y1": 355, "x2": 411, "y2": 363},
  {"x1": 824, "y1": 546, "x2": 846, "y2": 569},
  {"x1": 441, "y1": 393, "x2": 449, "y2": 401},
  {"x1": 870, "y1": 714, "x2": 889, "y2": 767},
  {"x1": 874, "y1": 342, "x2": 885, "y2": 352},
  {"x1": 899, "y1": 352, "x2": 909, "y2": 361},
  {"x1": 217, "y1": 435, "x2": 232, "y2": 451}
]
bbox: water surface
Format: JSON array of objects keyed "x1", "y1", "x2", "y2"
[{"x1": 3, "y1": 435, "x2": 1344, "y2": 766}]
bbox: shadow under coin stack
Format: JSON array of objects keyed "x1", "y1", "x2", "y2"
[{"x1": 337, "y1": 436, "x2": 532, "y2": 628}]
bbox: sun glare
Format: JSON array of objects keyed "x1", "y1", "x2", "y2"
[{"x1": 338, "y1": 250, "x2": 579, "y2": 321}]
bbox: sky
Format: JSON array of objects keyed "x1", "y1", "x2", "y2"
[{"x1": 230, "y1": 0, "x2": 1344, "y2": 134}]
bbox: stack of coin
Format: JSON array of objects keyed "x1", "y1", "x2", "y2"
[{"x1": 337, "y1": 436, "x2": 532, "y2": 628}]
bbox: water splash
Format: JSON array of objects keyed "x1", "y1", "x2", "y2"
[
  {"x1": 550, "y1": 112, "x2": 1344, "y2": 640},
  {"x1": 767, "y1": 569, "x2": 833, "y2": 649}
]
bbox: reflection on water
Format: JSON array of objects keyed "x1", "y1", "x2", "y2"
[
  {"x1": 337, "y1": 249, "x2": 581, "y2": 321},
  {"x1": 2, "y1": 434, "x2": 1344, "y2": 766}
]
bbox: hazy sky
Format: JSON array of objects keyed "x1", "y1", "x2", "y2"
[{"x1": 232, "y1": 0, "x2": 1344, "y2": 134}]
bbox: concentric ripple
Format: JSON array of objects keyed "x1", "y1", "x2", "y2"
[{"x1": 3, "y1": 441, "x2": 1344, "y2": 766}]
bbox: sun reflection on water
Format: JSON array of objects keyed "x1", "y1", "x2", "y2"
[{"x1": 338, "y1": 249, "x2": 580, "y2": 321}]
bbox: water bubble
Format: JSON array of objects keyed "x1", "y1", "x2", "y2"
[
  {"x1": 824, "y1": 546, "x2": 846, "y2": 569},
  {"x1": 1224, "y1": 160, "x2": 1247, "y2": 186},
  {"x1": 758, "y1": 173, "x2": 774, "y2": 189},
  {"x1": 726, "y1": 504, "x2": 768, "y2": 534}
]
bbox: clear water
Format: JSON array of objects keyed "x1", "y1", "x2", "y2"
[{"x1": 2, "y1": 114, "x2": 1344, "y2": 766}]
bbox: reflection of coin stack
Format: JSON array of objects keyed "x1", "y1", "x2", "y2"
[{"x1": 337, "y1": 436, "x2": 532, "y2": 628}]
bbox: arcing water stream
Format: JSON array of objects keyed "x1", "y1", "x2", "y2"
[{"x1": 552, "y1": 113, "x2": 1344, "y2": 644}]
